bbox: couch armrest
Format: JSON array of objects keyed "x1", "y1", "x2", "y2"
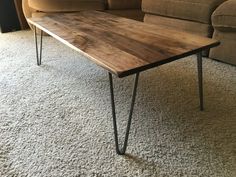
[
  {"x1": 210, "y1": 0, "x2": 236, "y2": 65},
  {"x1": 22, "y1": 0, "x2": 38, "y2": 30},
  {"x1": 212, "y1": 0, "x2": 236, "y2": 31},
  {"x1": 22, "y1": 0, "x2": 36, "y2": 19}
]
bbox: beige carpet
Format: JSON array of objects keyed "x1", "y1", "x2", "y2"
[{"x1": 0, "y1": 30, "x2": 236, "y2": 177}]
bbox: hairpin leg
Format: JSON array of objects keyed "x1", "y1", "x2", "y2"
[
  {"x1": 109, "y1": 72, "x2": 140, "y2": 155},
  {"x1": 197, "y1": 52, "x2": 204, "y2": 111},
  {"x1": 34, "y1": 26, "x2": 43, "y2": 66}
]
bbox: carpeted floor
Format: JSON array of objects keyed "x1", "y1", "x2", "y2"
[{"x1": 0, "y1": 30, "x2": 235, "y2": 177}]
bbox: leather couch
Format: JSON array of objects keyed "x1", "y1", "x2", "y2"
[{"x1": 22, "y1": 0, "x2": 236, "y2": 65}]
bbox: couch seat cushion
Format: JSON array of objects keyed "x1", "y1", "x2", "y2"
[
  {"x1": 107, "y1": 0, "x2": 141, "y2": 10},
  {"x1": 29, "y1": 0, "x2": 105, "y2": 12},
  {"x1": 142, "y1": 0, "x2": 226, "y2": 24},
  {"x1": 212, "y1": 0, "x2": 236, "y2": 30}
]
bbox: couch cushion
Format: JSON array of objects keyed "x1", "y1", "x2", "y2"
[
  {"x1": 212, "y1": 0, "x2": 236, "y2": 31},
  {"x1": 142, "y1": 0, "x2": 226, "y2": 24},
  {"x1": 29, "y1": 0, "x2": 105, "y2": 12},
  {"x1": 107, "y1": 0, "x2": 141, "y2": 10}
]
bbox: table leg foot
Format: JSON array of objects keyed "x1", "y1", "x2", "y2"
[{"x1": 108, "y1": 72, "x2": 140, "y2": 155}]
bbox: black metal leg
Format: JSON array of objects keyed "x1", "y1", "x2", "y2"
[
  {"x1": 34, "y1": 26, "x2": 43, "y2": 66},
  {"x1": 109, "y1": 72, "x2": 140, "y2": 155},
  {"x1": 197, "y1": 52, "x2": 204, "y2": 111}
]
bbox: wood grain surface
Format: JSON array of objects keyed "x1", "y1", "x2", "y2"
[{"x1": 27, "y1": 11, "x2": 220, "y2": 77}]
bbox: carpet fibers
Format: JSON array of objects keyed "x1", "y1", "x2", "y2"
[{"x1": 0, "y1": 31, "x2": 236, "y2": 177}]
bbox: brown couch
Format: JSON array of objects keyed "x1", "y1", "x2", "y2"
[
  {"x1": 142, "y1": 0, "x2": 225, "y2": 37},
  {"x1": 142, "y1": 0, "x2": 235, "y2": 65}
]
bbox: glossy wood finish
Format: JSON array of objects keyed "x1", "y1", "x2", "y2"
[{"x1": 27, "y1": 11, "x2": 220, "y2": 77}]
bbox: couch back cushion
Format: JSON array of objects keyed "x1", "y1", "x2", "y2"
[
  {"x1": 29, "y1": 0, "x2": 105, "y2": 12},
  {"x1": 107, "y1": 0, "x2": 141, "y2": 10},
  {"x1": 142, "y1": 0, "x2": 226, "y2": 24}
]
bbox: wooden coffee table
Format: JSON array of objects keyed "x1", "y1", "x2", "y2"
[{"x1": 27, "y1": 11, "x2": 220, "y2": 155}]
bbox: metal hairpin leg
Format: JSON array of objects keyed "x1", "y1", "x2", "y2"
[
  {"x1": 34, "y1": 26, "x2": 43, "y2": 66},
  {"x1": 109, "y1": 72, "x2": 140, "y2": 155},
  {"x1": 197, "y1": 52, "x2": 204, "y2": 111}
]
